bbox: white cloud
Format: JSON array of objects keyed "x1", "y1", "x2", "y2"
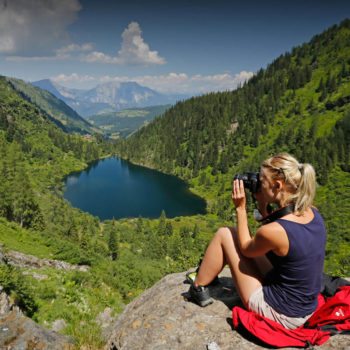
[
  {"x1": 117, "y1": 22, "x2": 165, "y2": 65},
  {"x1": 82, "y1": 22, "x2": 166, "y2": 65},
  {"x1": 52, "y1": 71, "x2": 254, "y2": 94},
  {"x1": 6, "y1": 42, "x2": 94, "y2": 62},
  {"x1": 2, "y1": 11, "x2": 165, "y2": 66},
  {"x1": 53, "y1": 73, "x2": 96, "y2": 84},
  {"x1": 83, "y1": 51, "x2": 118, "y2": 64},
  {"x1": 0, "y1": 0, "x2": 81, "y2": 55},
  {"x1": 55, "y1": 43, "x2": 94, "y2": 56}
]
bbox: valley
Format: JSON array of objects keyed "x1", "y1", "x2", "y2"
[{"x1": 0, "y1": 18, "x2": 349, "y2": 349}]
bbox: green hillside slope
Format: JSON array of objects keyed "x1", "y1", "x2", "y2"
[
  {"x1": 0, "y1": 76, "x2": 219, "y2": 348},
  {"x1": 1, "y1": 18, "x2": 350, "y2": 350},
  {"x1": 0, "y1": 76, "x2": 119, "y2": 347},
  {"x1": 118, "y1": 19, "x2": 350, "y2": 275},
  {"x1": 6, "y1": 77, "x2": 99, "y2": 135},
  {"x1": 119, "y1": 20, "x2": 350, "y2": 178}
]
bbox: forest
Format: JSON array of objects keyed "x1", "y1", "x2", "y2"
[
  {"x1": 118, "y1": 19, "x2": 350, "y2": 274},
  {"x1": 0, "y1": 19, "x2": 349, "y2": 349}
]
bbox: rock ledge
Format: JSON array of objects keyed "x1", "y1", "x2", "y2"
[{"x1": 106, "y1": 268, "x2": 350, "y2": 350}]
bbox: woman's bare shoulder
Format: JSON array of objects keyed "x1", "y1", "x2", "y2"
[
  {"x1": 257, "y1": 222, "x2": 289, "y2": 255},
  {"x1": 257, "y1": 222, "x2": 286, "y2": 239}
]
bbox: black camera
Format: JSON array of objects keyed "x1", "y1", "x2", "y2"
[{"x1": 234, "y1": 172, "x2": 260, "y2": 193}]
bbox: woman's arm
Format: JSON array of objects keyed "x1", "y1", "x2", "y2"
[{"x1": 232, "y1": 179, "x2": 285, "y2": 258}]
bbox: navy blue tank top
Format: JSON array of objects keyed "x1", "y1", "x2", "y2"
[{"x1": 263, "y1": 208, "x2": 326, "y2": 317}]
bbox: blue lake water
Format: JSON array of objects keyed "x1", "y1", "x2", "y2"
[{"x1": 63, "y1": 157, "x2": 207, "y2": 220}]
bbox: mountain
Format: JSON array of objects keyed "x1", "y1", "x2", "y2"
[
  {"x1": 0, "y1": 73, "x2": 214, "y2": 347},
  {"x1": 32, "y1": 79, "x2": 189, "y2": 117},
  {"x1": 30, "y1": 79, "x2": 69, "y2": 102},
  {"x1": 118, "y1": 19, "x2": 350, "y2": 181},
  {"x1": 87, "y1": 104, "x2": 171, "y2": 138},
  {"x1": 1, "y1": 19, "x2": 350, "y2": 349},
  {"x1": 117, "y1": 19, "x2": 350, "y2": 275},
  {"x1": 8, "y1": 77, "x2": 98, "y2": 134},
  {"x1": 0, "y1": 74, "x2": 125, "y2": 347}
]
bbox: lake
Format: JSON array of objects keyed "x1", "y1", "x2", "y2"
[{"x1": 63, "y1": 157, "x2": 207, "y2": 220}]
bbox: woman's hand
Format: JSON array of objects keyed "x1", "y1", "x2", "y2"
[{"x1": 232, "y1": 179, "x2": 246, "y2": 210}]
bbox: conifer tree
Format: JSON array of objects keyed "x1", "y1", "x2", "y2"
[
  {"x1": 136, "y1": 216, "x2": 144, "y2": 234},
  {"x1": 165, "y1": 222, "x2": 173, "y2": 236},
  {"x1": 157, "y1": 210, "x2": 167, "y2": 235},
  {"x1": 192, "y1": 224, "x2": 200, "y2": 239},
  {"x1": 317, "y1": 77, "x2": 324, "y2": 92},
  {"x1": 108, "y1": 221, "x2": 119, "y2": 261}
]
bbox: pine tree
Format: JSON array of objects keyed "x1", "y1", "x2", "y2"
[
  {"x1": 157, "y1": 210, "x2": 167, "y2": 235},
  {"x1": 108, "y1": 228, "x2": 119, "y2": 261},
  {"x1": 11, "y1": 160, "x2": 42, "y2": 228},
  {"x1": 316, "y1": 77, "x2": 324, "y2": 92},
  {"x1": 319, "y1": 86, "x2": 327, "y2": 101},
  {"x1": 165, "y1": 222, "x2": 173, "y2": 236},
  {"x1": 136, "y1": 216, "x2": 144, "y2": 234},
  {"x1": 192, "y1": 224, "x2": 200, "y2": 239},
  {"x1": 340, "y1": 60, "x2": 348, "y2": 78}
]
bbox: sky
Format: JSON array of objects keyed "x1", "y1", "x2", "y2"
[{"x1": 1, "y1": 0, "x2": 350, "y2": 95}]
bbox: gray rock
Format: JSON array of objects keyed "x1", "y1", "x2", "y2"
[
  {"x1": 0, "y1": 289, "x2": 12, "y2": 315},
  {"x1": 96, "y1": 307, "x2": 117, "y2": 341},
  {"x1": 0, "y1": 309, "x2": 74, "y2": 349},
  {"x1": 51, "y1": 318, "x2": 67, "y2": 333},
  {"x1": 5, "y1": 249, "x2": 89, "y2": 272},
  {"x1": 106, "y1": 268, "x2": 350, "y2": 350}
]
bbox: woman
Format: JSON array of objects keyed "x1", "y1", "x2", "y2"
[{"x1": 189, "y1": 153, "x2": 327, "y2": 329}]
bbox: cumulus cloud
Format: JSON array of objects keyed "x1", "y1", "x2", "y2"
[
  {"x1": 117, "y1": 22, "x2": 165, "y2": 65},
  {"x1": 83, "y1": 51, "x2": 117, "y2": 64},
  {"x1": 0, "y1": 0, "x2": 81, "y2": 55},
  {"x1": 83, "y1": 22, "x2": 166, "y2": 65},
  {"x1": 52, "y1": 71, "x2": 254, "y2": 94},
  {"x1": 2, "y1": 9, "x2": 165, "y2": 66}
]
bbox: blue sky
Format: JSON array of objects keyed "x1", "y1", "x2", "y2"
[{"x1": 1, "y1": 0, "x2": 349, "y2": 94}]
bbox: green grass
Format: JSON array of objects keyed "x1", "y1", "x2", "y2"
[{"x1": 0, "y1": 219, "x2": 54, "y2": 258}]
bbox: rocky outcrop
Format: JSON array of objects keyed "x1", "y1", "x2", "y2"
[
  {"x1": 2, "y1": 247, "x2": 89, "y2": 272},
  {"x1": 0, "y1": 309, "x2": 74, "y2": 350},
  {"x1": 0, "y1": 286, "x2": 74, "y2": 350},
  {"x1": 106, "y1": 268, "x2": 350, "y2": 350},
  {"x1": 97, "y1": 307, "x2": 118, "y2": 341}
]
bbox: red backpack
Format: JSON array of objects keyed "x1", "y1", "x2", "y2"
[
  {"x1": 232, "y1": 286, "x2": 350, "y2": 348},
  {"x1": 305, "y1": 286, "x2": 350, "y2": 333}
]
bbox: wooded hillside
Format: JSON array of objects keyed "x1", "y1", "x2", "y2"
[{"x1": 118, "y1": 19, "x2": 350, "y2": 275}]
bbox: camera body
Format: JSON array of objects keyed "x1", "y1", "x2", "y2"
[{"x1": 234, "y1": 172, "x2": 260, "y2": 193}]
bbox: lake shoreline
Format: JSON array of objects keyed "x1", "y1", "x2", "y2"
[{"x1": 63, "y1": 156, "x2": 207, "y2": 220}]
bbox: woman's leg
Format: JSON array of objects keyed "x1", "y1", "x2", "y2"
[{"x1": 195, "y1": 227, "x2": 265, "y2": 308}]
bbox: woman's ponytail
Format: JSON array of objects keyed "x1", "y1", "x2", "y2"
[
  {"x1": 294, "y1": 163, "x2": 316, "y2": 214},
  {"x1": 262, "y1": 153, "x2": 317, "y2": 214}
]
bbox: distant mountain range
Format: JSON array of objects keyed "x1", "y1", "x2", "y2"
[{"x1": 32, "y1": 79, "x2": 189, "y2": 118}]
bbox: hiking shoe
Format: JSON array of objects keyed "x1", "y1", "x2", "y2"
[{"x1": 189, "y1": 284, "x2": 213, "y2": 307}]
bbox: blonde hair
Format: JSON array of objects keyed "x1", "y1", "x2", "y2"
[{"x1": 261, "y1": 153, "x2": 316, "y2": 214}]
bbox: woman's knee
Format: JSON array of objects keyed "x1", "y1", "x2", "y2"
[
  {"x1": 215, "y1": 226, "x2": 235, "y2": 238},
  {"x1": 215, "y1": 227, "x2": 237, "y2": 245},
  {"x1": 214, "y1": 227, "x2": 241, "y2": 254}
]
